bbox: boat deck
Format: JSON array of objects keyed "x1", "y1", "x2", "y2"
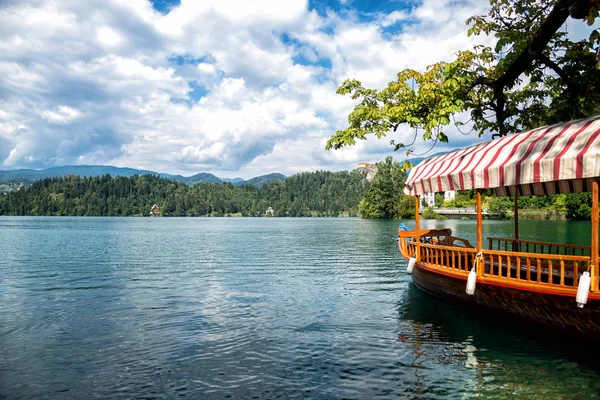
[{"x1": 398, "y1": 229, "x2": 596, "y2": 296}]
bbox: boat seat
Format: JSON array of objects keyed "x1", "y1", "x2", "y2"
[
  {"x1": 421, "y1": 229, "x2": 474, "y2": 248},
  {"x1": 448, "y1": 236, "x2": 474, "y2": 248},
  {"x1": 421, "y1": 228, "x2": 452, "y2": 245}
]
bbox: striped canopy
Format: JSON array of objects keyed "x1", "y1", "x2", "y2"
[{"x1": 404, "y1": 115, "x2": 600, "y2": 197}]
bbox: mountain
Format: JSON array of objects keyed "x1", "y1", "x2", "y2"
[
  {"x1": 183, "y1": 172, "x2": 223, "y2": 184},
  {"x1": 0, "y1": 165, "x2": 160, "y2": 182},
  {"x1": 237, "y1": 173, "x2": 286, "y2": 188},
  {"x1": 0, "y1": 165, "x2": 285, "y2": 188}
]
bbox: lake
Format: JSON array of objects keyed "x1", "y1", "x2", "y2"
[{"x1": 1, "y1": 217, "x2": 599, "y2": 399}]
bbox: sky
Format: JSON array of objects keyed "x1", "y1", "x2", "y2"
[{"x1": 1, "y1": 0, "x2": 508, "y2": 178}]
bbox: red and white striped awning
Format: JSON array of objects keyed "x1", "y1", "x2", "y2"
[{"x1": 404, "y1": 115, "x2": 600, "y2": 197}]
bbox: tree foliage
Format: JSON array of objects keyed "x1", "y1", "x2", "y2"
[
  {"x1": 421, "y1": 207, "x2": 447, "y2": 220},
  {"x1": 1, "y1": 170, "x2": 593, "y2": 220},
  {"x1": 488, "y1": 196, "x2": 513, "y2": 219},
  {"x1": 0, "y1": 172, "x2": 369, "y2": 217},
  {"x1": 564, "y1": 192, "x2": 593, "y2": 219},
  {"x1": 450, "y1": 190, "x2": 591, "y2": 219},
  {"x1": 359, "y1": 156, "x2": 408, "y2": 218},
  {"x1": 327, "y1": 0, "x2": 600, "y2": 154}
]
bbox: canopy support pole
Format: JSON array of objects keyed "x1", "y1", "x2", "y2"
[
  {"x1": 514, "y1": 194, "x2": 519, "y2": 252},
  {"x1": 592, "y1": 180, "x2": 598, "y2": 292},
  {"x1": 514, "y1": 195, "x2": 519, "y2": 239},
  {"x1": 476, "y1": 190, "x2": 483, "y2": 277},
  {"x1": 415, "y1": 196, "x2": 421, "y2": 262}
]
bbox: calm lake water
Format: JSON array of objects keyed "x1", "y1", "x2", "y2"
[{"x1": 1, "y1": 217, "x2": 599, "y2": 399}]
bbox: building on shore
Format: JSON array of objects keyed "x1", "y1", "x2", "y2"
[
  {"x1": 149, "y1": 204, "x2": 160, "y2": 216},
  {"x1": 420, "y1": 191, "x2": 456, "y2": 208}
]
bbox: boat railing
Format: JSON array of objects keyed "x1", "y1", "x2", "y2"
[
  {"x1": 479, "y1": 249, "x2": 590, "y2": 290},
  {"x1": 401, "y1": 232, "x2": 595, "y2": 292},
  {"x1": 488, "y1": 237, "x2": 590, "y2": 257},
  {"x1": 407, "y1": 241, "x2": 477, "y2": 275},
  {"x1": 398, "y1": 229, "x2": 474, "y2": 259}
]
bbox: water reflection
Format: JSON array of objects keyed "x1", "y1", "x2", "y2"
[
  {"x1": 2, "y1": 217, "x2": 600, "y2": 399},
  {"x1": 399, "y1": 283, "x2": 600, "y2": 398}
]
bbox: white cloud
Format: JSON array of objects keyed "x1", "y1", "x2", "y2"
[
  {"x1": 197, "y1": 62, "x2": 216, "y2": 74},
  {"x1": 41, "y1": 106, "x2": 81, "y2": 125},
  {"x1": 96, "y1": 26, "x2": 123, "y2": 48},
  {"x1": 0, "y1": 0, "x2": 501, "y2": 177},
  {"x1": 379, "y1": 10, "x2": 410, "y2": 27},
  {"x1": 179, "y1": 142, "x2": 226, "y2": 164}
]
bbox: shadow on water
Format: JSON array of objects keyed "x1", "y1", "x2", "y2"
[
  {"x1": 396, "y1": 284, "x2": 600, "y2": 398},
  {"x1": 399, "y1": 282, "x2": 600, "y2": 367}
]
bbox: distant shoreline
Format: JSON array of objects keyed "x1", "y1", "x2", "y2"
[{"x1": 0, "y1": 215, "x2": 363, "y2": 219}]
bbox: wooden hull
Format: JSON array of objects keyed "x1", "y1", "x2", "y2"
[{"x1": 411, "y1": 263, "x2": 600, "y2": 338}]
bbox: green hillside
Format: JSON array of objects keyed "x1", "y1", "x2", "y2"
[
  {"x1": 0, "y1": 171, "x2": 367, "y2": 217},
  {"x1": 0, "y1": 166, "x2": 286, "y2": 188}
]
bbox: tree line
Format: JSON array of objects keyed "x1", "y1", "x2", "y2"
[
  {"x1": 356, "y1": 156, "x2": 595, "y2": 221},
  {"x1": 0, "y1": 160, "x2": 594, "y2": 220},
  {"x1": 423, "y1": 189, "x2": 593, "y2": 221},
  {"x1": 0, "y1": 170, "x2": 368, "y2": 217}
]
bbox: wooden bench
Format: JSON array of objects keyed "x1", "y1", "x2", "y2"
[{"x1": 420, "y1": 229, "x2": 474, "y2": 248}]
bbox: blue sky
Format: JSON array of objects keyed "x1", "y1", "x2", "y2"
[
  {"x1": 0, "y1": 0, "x2": 501, "y2": 177},
  {"x1": 151, "y1": 0, "x2": 414, "y2": 18},
  {"x1": 149, "y1": 0, "x2": 181, "y2": 14},
  {"x1": 308, "y1": 0, "x2": 413, "y2": 16}
]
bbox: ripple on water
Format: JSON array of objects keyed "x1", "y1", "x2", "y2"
[{"x1": 1, "y1": 217, "x2": 600, "y2": 399}]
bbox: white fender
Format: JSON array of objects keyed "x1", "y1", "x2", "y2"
[
  {"x1": 466, "y1": 269, "x2": 477, "y2": 295},
  {"x1": 407, "y1": 257, "x2": 416, "y2": 274},
  {"x1": 576, "y1": 271, "x2": 591, "y2": 308}
]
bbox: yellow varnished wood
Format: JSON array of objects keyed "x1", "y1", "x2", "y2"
[
  {"x1": 415, "y1": 196, "x2": 420, "y2": 263},
  {"x1": 592, "y1": 180, "x2": 599, "y2": 291},
  {"x1": 488, "y1": 237, "x2": 591, "y2": 255}
]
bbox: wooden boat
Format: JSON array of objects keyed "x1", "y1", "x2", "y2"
[{"x1": 398, "y1": 115, "x2": 600, "y2": 338}]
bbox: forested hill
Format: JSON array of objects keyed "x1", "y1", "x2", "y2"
[
  {"x1": 0, "y1": 165, "x2": 285, "y2": 187},
  {"x1": 0, "y1": 171, "x2": 368, "y2": 217}
]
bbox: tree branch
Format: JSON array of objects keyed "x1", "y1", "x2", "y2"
[
  {"x1": 537, "y1": 53, "x2": 579, "y2": 91},
  {"x1": 469, "y1": 0, "x2": 591, "y2": 137},
  {"x1": 496, "y1": 0, "x2": 576, "y2": 88},
  {"x1": 466, "y1": 76, "x2": 495, "y2": 94}
]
